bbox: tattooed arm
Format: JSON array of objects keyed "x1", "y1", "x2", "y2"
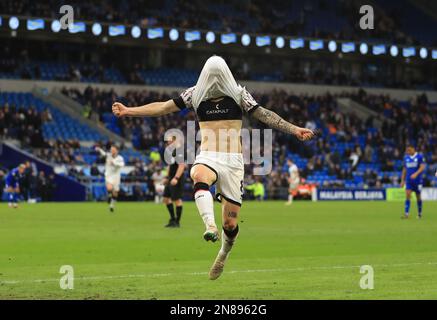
[{"x1": 251, "y1": 106, "x2": 315, "y2": 141}]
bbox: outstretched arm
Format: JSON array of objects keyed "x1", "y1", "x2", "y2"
[
  {"x1": 112, "y1": 100, "x2": 179, "y2": 118},
  {"x1": 95, "y1": 147, "x2": 106, "y2": 157},
  {"x1": 251, "y1": 106, "x2": 315, "y2": 141}
]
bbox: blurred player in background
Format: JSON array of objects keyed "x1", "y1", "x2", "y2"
[
  {"x1": 286, "y1": 159, "x2": 300, "y2": 205},
  {"x1": 400, "y1": 144, "x2": 426, "y2": 219},
  {"x1": 5, "y1": 164, "x2": 25, "y2": 208},
  {"x1": 95, "y1": 145, "x2": 125, "y2": 212},
  {"x1": 112, "y1": 55, "x2": 314, "y2": 280},
  {"x1": 163, "y1": 137, "x2": 186, "y2": 228},
  {"x1": 152, "y1": 167, "x2": 166, "y2": 204}
]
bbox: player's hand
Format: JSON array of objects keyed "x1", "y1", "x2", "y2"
[
  {"x1": 294, "y1": 127, "x2": 315, "y2": 141},
  {"x1": 170, "y1": 178, "x2": 178, "y2": 186},
  {"x1": 410, "y1": 173, "x2": 418, "y2": 180},
  {"x1": 112, "y1": 102, "x2": 129, "y2": 117},
  {"x1": 400, "y1": 181, "x2": 405, "y2": 188}
]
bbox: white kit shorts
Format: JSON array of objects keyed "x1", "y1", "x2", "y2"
[
  {"x1": 105, "y1": 175, "x2": 121, "y2": 192},
  {"x1": 191, "y1": 151, "x2": 244, "y2": 206}
]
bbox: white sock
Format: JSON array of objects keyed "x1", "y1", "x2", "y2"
[
  {"x1": 110, "y1": 198, "x2": 115, "y2": 208},
  {"x1": 219, "y1": 228, "x2": 239, "y2": 257},
  {"x1": 288, "y1": 194, "x2": 293, "y2": 202},
  {"x1": 194, "y1": 190, "x2": 216, "y2": 228}
]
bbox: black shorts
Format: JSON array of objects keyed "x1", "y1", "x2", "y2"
[{"x1": 163, "y1": 180, "x2": 184, "y2": 201}]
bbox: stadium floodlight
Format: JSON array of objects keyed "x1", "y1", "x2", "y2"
[
  {"x1": 51, "y1": 20, "x2": 62, "y2": 33},
  {"x1": 290, "y1": 38, "x2": 304, "y2": 49},
  {"x1": 432, "y1": 50, "x2": 437, "y2": 60},
  {"x1": 419, "y1": 47, "x2": 428, "y2": 59},
  {"x1": 372, "y1": 44, "x2": 386, "y2": 55},
  {"x1": 169, "y1": 28, "x2": 179, "y2": 41},
  {"x1": 221, "y1": 33, "x2": 236, "y2": 45},
  {"x1": 341, "y1": 42, "x2": 355, "y2": 53},
  {"x1": 390, "y1": 45, "x2": 399, "y2": 57},
  {"x1": 241, "y1": 34, "x2": 251, "y2": 46},
  {"x1": 275, "y1": 37, "x2": 285, "y2": 49},
  {"x1": 206, "y1": 31, "x2": 215, "y2": 44},
  {"x1": 9, "y1": 16, "x2": 19, "y2": 30},
  {"x1": 359, "y1": 43, "x2": 368, "y2": 55},
  {"x1": 92, "y1": 23, "x2": 102, "y2": 36},
  {"x1": 185, "y1": 30, "x2": 201, "y2": 42},
  {"x1": 309, "y1": 40, "x2": 324, "y2": 51},
  {"x1": 328, "y1": 40, "x2": 337, "y2": 52},
  {"x1": 131, "y1": 26, "x2": 141, "y2": 38},
  {"x1": 402, "y1": 47, "x2": 415, "y2": 58},
  {"x1": 27, "y1": 19, "x2": 44, "y2": 31}
]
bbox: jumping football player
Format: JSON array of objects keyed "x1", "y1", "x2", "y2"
[
  {"x1": 96, "y1": 145, "x2": 125, "y2": 212},
  {"x1": 400, "y1": 144, "x2": 426, "y2": 219},
  {"x1": 112, "y1": 55, "x2": 315, "y2": 280}
]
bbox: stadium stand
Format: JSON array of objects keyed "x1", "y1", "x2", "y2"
[
  {"x1": 1, "y1": 48, "x2": 434, "y2": 89},
  {"x1": 0, "y1": 59, "x2": 126, "y2": 84},
  {"x1": 1, "y1": 0, "x2": 436, "y2": 201},
  {"x1": 1, "y1": 0, "x2": 435, "y2": 44},
  {"x1": 0, "y1": 91, "x2": 155, "y2": 201},
  {"x1": 58, "y1": 86, "x2": 437, "y2": 198}
]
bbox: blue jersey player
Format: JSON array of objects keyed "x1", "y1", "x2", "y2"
[
  {"x1": 400, "y1": 145, "x2": 426, "y2": 219},
  {"x1": 5, "y1": 164, "x2": 25, "y2": 209}
]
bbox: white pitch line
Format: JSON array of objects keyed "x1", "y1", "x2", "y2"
[{"x1": 1, "y1": 262, "x2": 437, "y2": 285}]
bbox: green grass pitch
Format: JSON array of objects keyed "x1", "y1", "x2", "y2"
[{"x1": 1, "y1": 201, "x2": 437, "y2": 300}]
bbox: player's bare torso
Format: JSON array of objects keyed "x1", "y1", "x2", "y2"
[{"x1": 198, "y1": 118, "x2": 242, "y2": 154}]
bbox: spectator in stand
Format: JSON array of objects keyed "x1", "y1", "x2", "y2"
[{"x1": 90, "y1": 163, "x2": 100, "y2": 176}]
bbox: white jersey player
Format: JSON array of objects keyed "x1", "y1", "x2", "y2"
[
  {"x1": 96, "y1": 145, "x2": 125, "y2": 212},
  {"x1": 286, "y1": 159, "x2": 300, "y2": 205},
  {"x1": 112, "y1": 55, "x2": 315, "y2": 280},
  {"x1": 152, "y1": 168, "x2": 166, "y2": 203}
]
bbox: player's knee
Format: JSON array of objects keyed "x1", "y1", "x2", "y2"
[
  {"x1": 175, "y1": 199, "x2": 183, "y2": 206},
  {"x1": 191, "y1": 167, "x2": 215, "y2": 185},
  {"x1": 223, "y1": 220, "x2": 238, "y2": 231},
  {"x1": 163, "y1": 197, "x2": 171, "y2": 204},
  {"x1": 190, "y1": 170, "x2": 205, "y2": 183}
]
